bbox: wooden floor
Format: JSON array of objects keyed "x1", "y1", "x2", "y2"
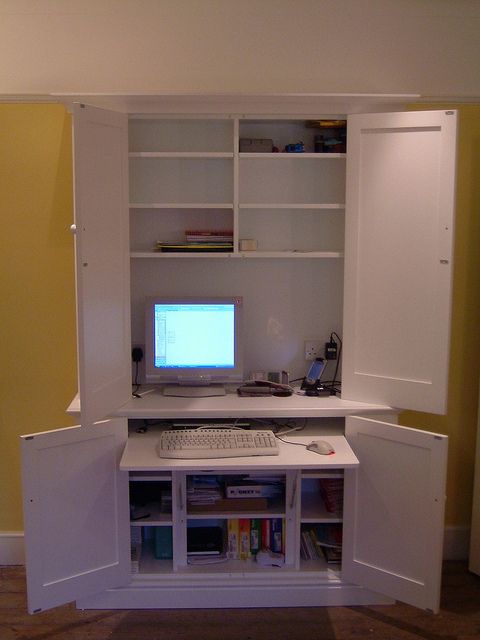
[{"x1": 1, "y1": 562, "x2": 480, "y2": 640}]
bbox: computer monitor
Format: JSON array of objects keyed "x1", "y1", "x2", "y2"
[{"x1": 144, "y1": 296, "x2": 244, "y2": 396}]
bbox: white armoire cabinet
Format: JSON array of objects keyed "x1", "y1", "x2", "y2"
[{"x1": 21, "y1": 98, "x2": 457, "y2": 615}]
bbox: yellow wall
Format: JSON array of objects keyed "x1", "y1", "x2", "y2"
[
  {"x1": 0, "y1": 104, "x2": 77, "y2": 530},
  {"x1": 0, "y1": 103, "x2": 479, "y2": 533},
  {"x1": 401, "y1": 104, "x2": 480, "y2": 525}
]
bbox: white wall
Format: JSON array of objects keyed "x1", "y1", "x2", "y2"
[{"x1": 1, "y1": 0, "x2": 480, "y2": 98}]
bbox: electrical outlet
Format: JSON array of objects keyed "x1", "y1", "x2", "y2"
[{"x1": 304, "y1": 340, "x2": 322, "y2": 361}]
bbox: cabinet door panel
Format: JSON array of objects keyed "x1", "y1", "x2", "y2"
[
  {"x1": 342, "y1": 110, "x2": 457, "y2": 413},
  {"x1": 73, "y1": 104, "x2": 131, "y2": 425},
  {"x1": 20, "y1": 419, "x2": 130, "y2": 613},
  {"x1": 343, "y1": 416, "x2": 447, "y2": 612}
]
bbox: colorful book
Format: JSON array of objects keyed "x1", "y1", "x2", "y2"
[
  {"x1": 250, "y1": 519, "x2": 261, "y2": 556},
  {"x1": 270, "y1": 518, "x2": 283, "y2": 553},
  {"x1": 239, "y1": 519, "x2": 251, "y2": 559},
  {"x1": 261, "y1": 519, "x2": 271, "y2": 550},
  {"x1": 227, "y1": 519, "x2": 240, "y2": 559}
]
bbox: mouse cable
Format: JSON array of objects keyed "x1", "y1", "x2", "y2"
[{"x1": 274, "y1": 434, "x2": 309, "y2": 449}]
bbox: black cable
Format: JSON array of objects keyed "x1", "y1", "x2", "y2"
[
  {"x1": 274, "y1": 433, "x2": 309, "y2": 449},
  {"x1": 132, "y1": 361, "x2": 141, "y2": 397},
  {"x1": 329, "y1": 332, "x2": 342, "y2": 394}
]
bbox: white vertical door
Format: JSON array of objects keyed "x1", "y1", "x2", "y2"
[
  {"x1": 21, "y1": 419, "x2": 130, "y2": 613},
  {"x1": 342, "y1": 110, "x2": 457, "y2": 414},
  {"x1": 72, "y1": 103, "x2": 131, "y2": 425},
  {"x1": 343, "y1": 416, "x2": 448, "y2": 613}
]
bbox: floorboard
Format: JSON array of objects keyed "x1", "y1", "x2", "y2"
[{"x1": 1, "y1": 562, "x2": 479, "y2": 640}]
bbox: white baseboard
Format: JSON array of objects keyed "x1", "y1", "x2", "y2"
[
  {"x1": 0, "y1": 526, "x2": 471, "y2": 566},
  {"x1": 0, "y1": 532, "x2": 25, "y2": 565}
]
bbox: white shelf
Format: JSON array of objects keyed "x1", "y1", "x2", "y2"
[
  {"x1": 187, "y1": 507, "x2": 285, "y2": 520},
  {"x1": 130, "y1": 203, "x2": 233, "y2": 209},
  {"x1": 130, "y1": 503, "x2": 173, "y2": 527},
  {"x1": 130, "y1": 251, "x2": 234, "y2": 259},
  {"x1": 130, "y1": 251, "x2": 343, "y2": 259},
  {"x1": 240, "y1": 153, "x2": 346, "y2": 159},
  {"x1": 238, "y1": 251, "x2": 343, "y2": 259},
  {"x1": 129, "y1": 152, "x2": 234, "y2": 158},
  {"x1": 129, "y1": 471, "x2": 171, "y2": 481},
  {"x1": 116, "y1": 391, "x2": 392, "y2": 421},
  {"x1": 238, "y1": 203, "x2": 345, "y2": 209}
]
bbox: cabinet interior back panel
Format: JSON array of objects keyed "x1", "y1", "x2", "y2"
[
  {"x1": 239, "y1": 158, "x2": 345, "y2": 205},
  {"x1": 129, "y1": 119, "x2": 234, "y2": 153},
  {"x1": 130, "y1": 259, "x2": 344, "y2": 381},
  {"x1": 130, "y1": 158, "x2": 233, "y2": 204},
  {"x1": 239, "y1": 209, "x2": 345, "y2": 253}
]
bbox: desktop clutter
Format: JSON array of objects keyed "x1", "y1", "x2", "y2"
[{"x1": 237, "y1": 352, "x2": 338, "y2": 399}]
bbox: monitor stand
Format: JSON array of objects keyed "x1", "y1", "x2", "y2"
[{"x1": 162, "y1": 385, "x2": 227, "y2": 398}]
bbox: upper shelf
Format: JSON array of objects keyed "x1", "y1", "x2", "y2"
[
  {"x1": 239, "y1": 153, "x2": 346, "y2": 159},
  {"x1": 67, "y1": 390, "x2": 392, "y2": 420},
  {"x1": 115, "y1": 390, "x2": 392, "y2": 420},
  {"x1": 129, "y1": 152, "x2": 234, "y2": 158}
]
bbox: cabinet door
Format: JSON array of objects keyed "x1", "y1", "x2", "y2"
[
  {"x1": 343, "y1": 415, "x2": 448, "y2": 613},
  {"x1": 20, "y1": 419, "x2": 130, "y2": 613},
  {"x1": 72, "y1": 104, "x2": 131, "y2": 425},
  {"x1": 342, "y1": 110, "x2": 457, "y2": 414}
]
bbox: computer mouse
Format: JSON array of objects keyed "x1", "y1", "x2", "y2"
[{"x1": 306, "y1": 440, "x2": 335, "y2": 455}]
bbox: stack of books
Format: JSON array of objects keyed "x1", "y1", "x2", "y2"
[
  {"x1": 227, "y1": 517, "x2": 284, "y2": 560},
  {"x1": 156, "y1": 229, "x2": 234, "y2": 253},
  {"x1": 187, "y1": 476, "x2": 223, "y2": 507},
  {"x1": 300, "y1": 524, "x2": 342, "y2": 564}
]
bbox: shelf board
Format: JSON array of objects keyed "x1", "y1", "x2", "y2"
[
  {"x1": 239, "y1": 203, "x2": 345, "y2": 210},
  {"x1": 240, "y1": 153, "x2": 346, "y2": 159},
  {"x1": 130, "y1": 203, "x2": 233, "y2": 209},
  {"x1": 237, "y1": 251, "x2": 344, "y2": 258},
  {"x1": 130, "y1": 471, "x2": 171, "y2": 482},
  {"x1": 129, "y1": 151, "x2": 234, "y2": 158},
  {"x1": 131, "y1": 251, "x2": 234, "y2": 259},
  {"x1": 130, "y1": 503, "x2": 173, "y2": 527},
  {"x1": 187, "y1": 509, "x2": 285, "y2": 520},
  {"x1": 130, "y1": 251, "x2": 344, "y2": 259}
]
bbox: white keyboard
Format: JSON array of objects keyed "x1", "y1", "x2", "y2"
[{"x1": 156, "y1": 428, "x2": 280, "y2": 459}]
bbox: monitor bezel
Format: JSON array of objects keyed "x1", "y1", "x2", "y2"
[{"x1": 144, "y1": 296, "x2": 244, "y2": 386}]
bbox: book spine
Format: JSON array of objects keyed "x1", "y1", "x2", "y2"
[
  {"x1": 239, "y1": 519, "x2": 251, "y2": 559},
  {"x1": 261, "y1": 519, "x2": 271, "y2": 550},
  {"x1": 227, "y1": 519, "x2": 239, "y2": 559},
  {"x1": 250, "y1": 519, "x2": 261, "y2": 556},
  {"x1": 270, "y1": 518, "x2": 283, "y2": 553}
]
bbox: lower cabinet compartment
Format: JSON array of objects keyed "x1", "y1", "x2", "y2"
[{"x1": 127, "y1": 468, "x2": 347, "y2": 580}]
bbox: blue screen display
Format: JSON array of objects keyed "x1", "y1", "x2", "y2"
[{"x1": 154, "y1": 303, "x2": 235, "y2": 369}]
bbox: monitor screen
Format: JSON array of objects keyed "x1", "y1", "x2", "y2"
[{"x1": 144, "y1": 296, "x2": 244, "y2": 393}]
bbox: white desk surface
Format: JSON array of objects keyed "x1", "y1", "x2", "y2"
[
  {"x1": 115, "y1": 388, "x2": 391, "y2": 420},
  {"x1": 120, "y1": 428, "x2": 359, "y2": 472}
]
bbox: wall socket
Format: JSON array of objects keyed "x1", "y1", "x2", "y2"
[{"x1": 304, "y1": 340, "x2": 322, "y2": 360}]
